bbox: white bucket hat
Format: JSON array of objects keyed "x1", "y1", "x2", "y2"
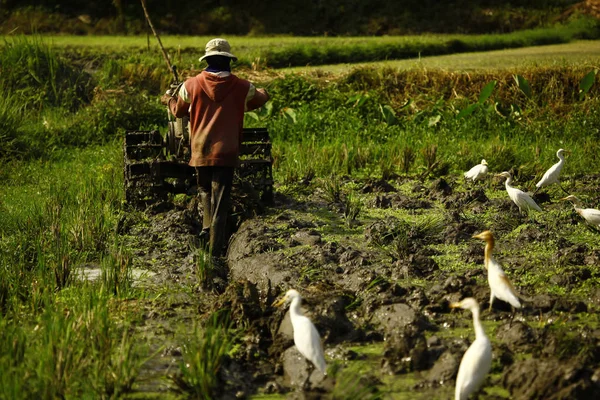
[{"x1": 199, "y1": 38, "x2": 238, "y2": 62}]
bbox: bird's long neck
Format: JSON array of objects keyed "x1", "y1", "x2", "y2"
[
  {"x1": 569, "y1": 199, "x2": 582, "y2": 211},
  {"x1": 289, "y1": 297, "x2": 302, "y2": 319},
  {"x1": 504, "y1": 177, "x2": 512, "y2": 189},
  {"x1": 471, "y1": 307, "x2": 486, "y2": 340},
  {"x1": 483, "y1": 238, "x2": 494, "y2": 269},
  {"x1": 557, "y1": 152, "x2": 565, "y2": 163}
]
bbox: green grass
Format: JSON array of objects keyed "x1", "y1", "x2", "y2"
[
  {"x1": 172, "y1": 314, "x2": 236, "y2": 399},
  {"x1": 2, "y1": 16, "x2": 597, "y2": 69},
  {"x1": 0, "y1": 145, "x2": 146, "y2": 398},
  {"x1": 285, "y1": 40, "x2": 600, "y2": 73},
  {"x1": 0, "y1": 287, "x2": 144, "y2": 398}
]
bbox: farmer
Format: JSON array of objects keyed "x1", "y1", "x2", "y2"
[{"x1": 161, "y1": 38, "x2": 270, "y2": 257}]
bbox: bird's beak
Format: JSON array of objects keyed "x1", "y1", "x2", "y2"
[
  {"x1": 559, "y1": 196, "x2": 569, "y2": 201},
  {"x1": 450, "y1": 302, "x2": 461, "y2": 309},
  {"x1": 472, "y1": 232, "x2": 483, "y2": 239},
  {"x1": 272, "y1": 297, "x2": 286, "y2": 307}
]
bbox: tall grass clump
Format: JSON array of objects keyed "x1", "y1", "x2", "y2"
[
  {"x1": 0, "y1": 290, "x2": 143, "y2": 399},
  {"x1": 0, "y1": 35, "x2": 93, "y2": 110},
  {"x1": 0, "y1": 93, "x2": 25, "y2": 158},
  {"x1": 101, "y1": 248, "x2": 133, "y2": 298},
  {"x1": 174, "y1": 314, "x2": 236, "y2": 399},
  {"x1": 0, "y1": 145, "x2": 124, "y2": 312},
  {"x1": 193, "y1": 247, "x2": 216, "y2": 289},
  {"x1": 0, "y1": 142, "x2": 144, "y2": 398}
]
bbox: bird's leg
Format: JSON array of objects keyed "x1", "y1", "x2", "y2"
[
  {"x1": 301, "y1": 362, "x2": 312, "y2": 390},
  {"x1": 558, "y1": 182, "x2": 570, "y2": 195},
  {"x1": 509, "y1": 307, "x2": 515, "y2": 328}
]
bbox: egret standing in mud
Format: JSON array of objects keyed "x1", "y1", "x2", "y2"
[
  {"x1": 451, "y1": 297, "x2": 492, "y2": 400},
  {"x1": 273, "y1": 289, "x2": 327, "y2": 375},
  {"x1": 496, "y1": 171, "x2": 542, "y2": 214},
  {"x1": 473, "y1": 231, "x2": 522, "y2": 313},
  {"x1": 535, "y1": 148, "x2": 569, "y2": 194},
  {"x1": 464, "y1": 159, "x2": 488, "y2": 183},
  {"x1": 561, "y1": 195, "x2": 600, "y2": 229}
]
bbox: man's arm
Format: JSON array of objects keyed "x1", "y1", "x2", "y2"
[
  {"x1": 160, "y1": 82, "x2": 191, "y2": 118},
  {"x1": 246, "y1": 87, "x2": 270, "y2": 111}
]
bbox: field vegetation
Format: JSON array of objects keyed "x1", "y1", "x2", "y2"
[
  {"x1": 6, "y1": 15, "x2": 598, "y2": 70},
  {"x1": 285, "y1": 40, "x2": 600, "y2": 73},
  {"x1": 1, "y1": 32, "x2": 600, "y2": 398}
]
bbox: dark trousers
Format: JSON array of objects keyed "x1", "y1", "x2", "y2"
[{"x1": 196, "y1": 166, "x2": 234, "y2": 257}]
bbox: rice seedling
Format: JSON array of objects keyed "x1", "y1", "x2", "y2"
[
  {"x1": 320, "y1": 174, "x2": 343, "y2": 204},
  {"x1": 193, "y1": 247, "x2": 215, "y2": 289},
  {"x1": 344, "y1": 193, "x2": 363, "y2": 227},
  {"x1": 400, "y1": 146, "x2": 416, "y2": 174},
  {"x1": 172, "y1": 314, "x2": 236, "y2": 399},
  {"x1": 101, "y1": 247, "x2": 133, "y2": 298}
]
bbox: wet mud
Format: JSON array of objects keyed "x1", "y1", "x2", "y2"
[{"x1": 119, "y1": 174, "x2": 600, "y2": 399}]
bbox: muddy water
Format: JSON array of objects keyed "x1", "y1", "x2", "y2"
[{"x1": 120, "y1": 175, "x2": 600, "y2": 399}]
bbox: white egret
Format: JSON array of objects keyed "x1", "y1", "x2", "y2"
[
  {"x1": 561, "y1": 195, "x2": 600, "y2": 228},
  {"x1": 451, "y1": 297, "x2": 492, "y2": 400},
  {"x1": 273, "y1": 289, "x2": 326, "y2": 374},
  {"x1": 535, "y1": 148, "x2": 569, "y2": 194},
  {"x1": 464, "y1": 159, "x2": 488, "y2": 182},
  {"x1": 496, "y1": 171, "x2": 542, "y2": 214},
  {"x1": 472, "y1": 231, "x2": 522, "y2": 312}
]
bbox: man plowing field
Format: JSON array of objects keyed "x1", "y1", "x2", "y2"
[{"x1": 161, "y1": 38, "x2": 270, "y2": 258}]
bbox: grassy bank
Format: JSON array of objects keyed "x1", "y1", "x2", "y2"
[
  {"x1": 284, "y1": 40, "x2": 600, "y2": 73},
  {"x1": 2, "y1": 16, "x2": 598, "y2": 69}
]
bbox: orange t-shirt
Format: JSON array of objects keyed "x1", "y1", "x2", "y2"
[{"x1": 169, "y1": 71, "x2": 251, "y2": 167}]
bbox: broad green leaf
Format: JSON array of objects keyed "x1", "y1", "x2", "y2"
[
  {"x1": 579, "y1": 70, "x2": 596, "y2": 95},
  {"x1": 259, "y1": 101, "x2": 274, "y2": 117},
  {"x1": 478, "y1": 80, "x2": 496, "y2": 104},
  {"x1": 346, "y1": 94, "x2": 360, "y2": 105},
  {"x1": 379, "y1": 104, "x2": 398, "y2": 125},
  {"x1": 282, "y1": 107, "x2": 297, "y2": 124},
  {"x1": 513, "y1": 74, "x2": 532, "y2": 99},
  {"x1": 346, "y1": 94, "x2": 369, "y2": 107},
  {"x1": 428, "y1": 115, "x2": 441, "y2": 127},
  {"x1": 456, "y1": 103, "x2": 479, "y2": 119},
  {"x1": 356, "y1": 94, "x2": 368, "y2": 108},
  {"x1": 245, "y1": 112, "x2": 259, "y2": 121}
]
